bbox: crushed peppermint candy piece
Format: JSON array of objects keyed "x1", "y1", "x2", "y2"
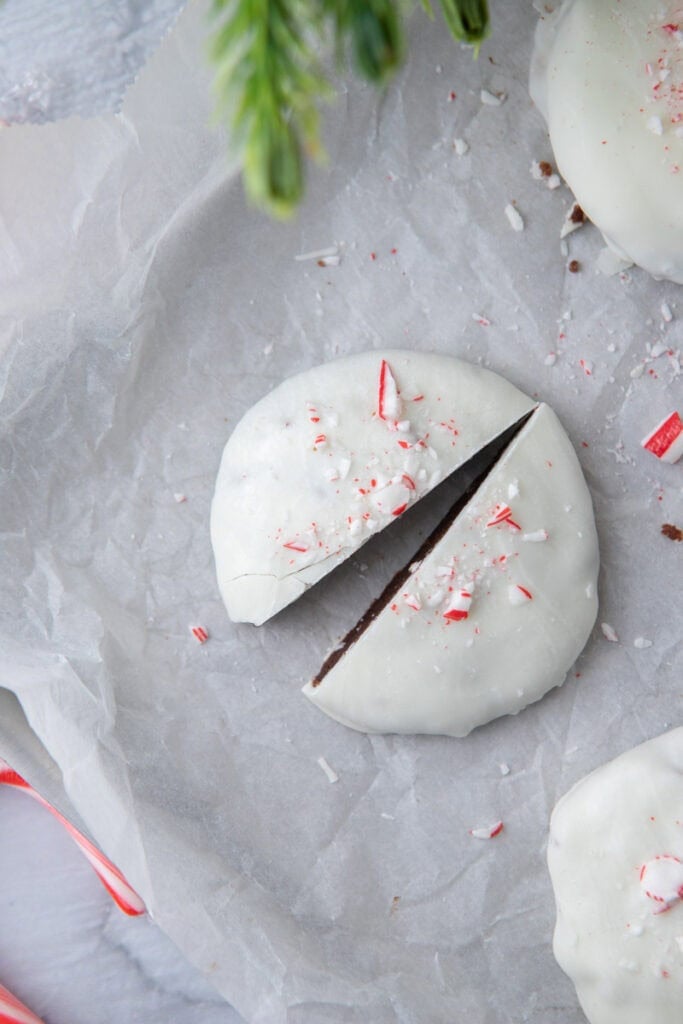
[
  {"x1": 560, "y1": 202, "x2": 586, "y2": 238},
  {"x1": 647, "y1": 115, "x2": 664, "y2": 136},
  {"x1": 634, "y1": 637, "x2": 653, "y2": 649},
  {"x1": 499, "y1": 763, "x2": 510, "y2": 776},
  {"x1": 507, "y1": 480, "x2": 520, "y2": 499},
  {"x1": 641, "y1": 411, "x2": 683, "y2": 463},
  {"x1": 601, "y1": 623, "x2": 619, "y2": 643},
  {"x1": 640, "y1": 855, "x2": 683, "y2": 909},
  {"x1": 480, "y1": 89, "x2": 506, "y2": 106},
  {"x1": 473, "y1": 313, "x2": 491, "y2": 326},
  {"x1": 295, "y1": 245, "x2": 340, "y2": 263},
  {"x1": 650, "y1": 342, "x2": 668, "y2": 358},
  {"x1": 191, "y1": 626, "x2": 209, "y2": 644},
  {"x1": 505, "y1": 204, "x2": 524, "y2": 232},
  {"x1": 579, "y1": 358, "x2": 593, "y2": 376},
  {"x1": 173, "y1": 492, "x2": 187, "y2": 503},
  {"x1": 547, "y1": 174, "x2": 561, "y2": 190},
  {"x1": 661, "y1": 302, "x2": 673, "y2": 323},
  {"x1": 469, "y1": 820, "x2": 504, "y2": 839},
  {"x1": 316, "y1": 756, "x2": 339, "y2": 783},
  {"x1": 544, "y1": 352, "x2": 557, "y2": 366},
  {"x1": 378, "y1": 359, "x2": 401, "y2": 424},
  {"x1": 486, "y1": 504, "x2": 521, "y2": 530},
  {"x1": 403, "y1": 593, "x2": 422, "y2": 611},
  {"x1": 453, "y1": 137, "x2": 469, "y2": 156},
  {"x1": 283, "y1": 539, "x2": 310, "y2": 553},
  {"x1": 508, "y1": 584, "x2": 533, "y2": 605},
  {"x1": 522, "y1": 529, "x2": 548, "y2": 543},
  {"x1": 443, "y1": 589, "x2": 473, "y2": 622}
]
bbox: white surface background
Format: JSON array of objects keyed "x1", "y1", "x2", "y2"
[
  {"x1": 0, "y1": 1, "x2": 244, "y2": 1021},
  {"x1": 0, "y1": 0, "x2": 681, "y2": 1022}
]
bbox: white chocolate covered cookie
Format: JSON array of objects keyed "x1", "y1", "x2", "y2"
[
  {"x1": 531, "y1": 0, "x2": 683, "y2": 283},
  {"x1": 304, "y1": 403, "x2": 599, "y2": 737},
  {"x1": 211, "y1": 351, "x2": 534, "y2": 625},
  {"x1": 549, "y1": 729, "x2": 683, "y2": 1024}
]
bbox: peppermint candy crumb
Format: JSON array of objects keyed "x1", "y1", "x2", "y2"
[
  {"x1": 469, "y1": 820, "x2": 504, "y2": 839},
  {"x1": 317, "y1": 756, "x2": 339, "y2": 784},
  {"x1": 191, "y1": 626, "x2": 209, "y2": 644},
  {"x1": 633, "y1": 637, "x2": 653, "y2": 649},
  {"x1": 601, "y1": 623, "x2": 619, "y2": 643},
  {"x1": 505, "y1": 204, "x2": 524, "y2": 232}
]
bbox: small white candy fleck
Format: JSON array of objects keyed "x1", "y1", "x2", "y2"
[
  {"x1": 397, "y1": 419, "x2": 411, "y2": 432},
  {"x1": 585, "y1": 582, "x2": 594, "y2": 599},
  {"x1": 522, "y1": 529, "x2": 548, "y2": 543},
  {"x1": 601, "y1": 622, "x2": 619, "y2": 643},
  {"x1": 618, "y1": 959, "x2": 639, "y2": 974},
  {"x1": 481, "y1": 89, "x2": 506, "y2": 106},
  {"x1": 263, "y1": 342, "x2": 274, "y2": 356},
  {"x1": 324, "y1": 468, "x2": 339, "y2": 481},
  {"x1": 547, "y1": 173, "x2": 561, "y2": 190},
  {"x1": 647, "y1": 115, "x2": 663, "y2": 135},
  {"x1": 453, "y1": 137, "x2": 469, "y2": 156},
  {"x1": 508, "y1": 479, "x2": 520, "y2": 499},
  {"x1": 338, "y1": 458, "x2": 351, "y2": 479},
  {"x1": 316, "y1": 756, "x2": 339, "y2": 784},
  {"x1": 607, "y1": 342, "x2": 616, "y2": 353},
  {"x1": 630, "y1": 364, "x2": 645, "y2": 379},
  {"x1": 505, "y1": 204, "x2": 525, "y2": 232},
  {"x1": 173, "y1": 492, "x2": 187, "y2": 503},
  {"x1": 499, "y1": 763, "x2": 510, "y2": 776},
  {"x1": 530, "y1": 160, "x2": 545, "y2": 180},
  {"x1": 429, "y1": 469, "x2": 442, "y2": 488},
  {"x1": 544, "y1": 352, "x2": 557, "y2": 366},
  {"x1": 380, "y1": 812, "x2": 395, "y2": 820},
  {"x1": 469, "y1": 821, "x2": 503, "y2": 839},
  {"x1": 661, "y1": 302, "x2": 673, "y2": 323},
  {"x1": 650, "y1": 342, "x2": 667, "y2": 358},
  {"x1": 630, "y1": 924, "x2": 644, "y2": 938},
  {"x1": 634, "y1": 637, "x2": 653, "y2": 649},
  {"x1": 433, "y1": 664, "x2": 442, "y2": 674}
]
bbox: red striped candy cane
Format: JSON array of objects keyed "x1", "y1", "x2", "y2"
[
  {"x1": 0, "y1": 759, "x2": 145, "y2": 916},
  {"x1": 0, "y1": 982, "x2": 45, "y2": 1024}
]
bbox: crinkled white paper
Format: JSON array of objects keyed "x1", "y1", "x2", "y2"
[{"x1": 0, "y1": 2, "x2": 682, "y2": 1022}]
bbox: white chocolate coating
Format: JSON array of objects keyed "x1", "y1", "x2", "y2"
[
  {"x1": 549, "y1": 729, "x2": 683, "y2": 1024},
  {"x1": 211, "y1": 351, "x2": 534, "y2": 625},
  {"x1": 531, "y1": 0, "x2": 683, "y2": 283},
  {"x1": 303, "y1": 404, "x2": 599, "y2": 737}
]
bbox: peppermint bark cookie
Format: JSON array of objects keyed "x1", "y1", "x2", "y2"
[
  {"x1": 304, "y1": 403, "x2": 599, "y2": 737},
  {"x1": 211, "y1": 351, "x2": 534, "y2": 625},
  {"x1": 531, "y1": 0, "x2": 683, "y2": 282},
  {"x1": 549, "y1": 729, "x2": 683, "y2": 1024}
]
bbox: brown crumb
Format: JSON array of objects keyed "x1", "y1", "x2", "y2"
[
  {"x1": 662, "y1": 523, "x2": 683, "y2": 542},
  {"x1": 570, "y1": 204, "x2": 586, "y2": 224},
  {"x1": 317, "y1": 260, "x2": 325, "y2": 267},
  {"x1": 390, "y1": 896, "x2": 400, "y2": 914},
  {"x1": 539, "y1": 160, "x2": 553, "y2": 177},
  {"x1": 568, "y1": 259, "x2": 580, "y2": 273}
]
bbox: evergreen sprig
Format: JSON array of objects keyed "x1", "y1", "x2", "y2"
[{"x1": 210, "y1": 0, "x2": 489, "y2": 218}]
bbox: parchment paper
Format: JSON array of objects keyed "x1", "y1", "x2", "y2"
[{"x1": 1, "y1": 1, "x2": 681, "y2": 1021}]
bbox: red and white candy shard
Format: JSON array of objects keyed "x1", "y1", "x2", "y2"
[
  {"x1": 304, "y1": 403, "x2": 599, "y2": 737},
  {"x1": 212, "y1": 350, "x2": 535, "y2": 625},
  {"x1": 0, "y1": 759, "x2": 145, "y2": 916},
  {"x1": 548, "y1": 728, "x2": 683, "y2": 1024},
  {"x1": 469, "y1": 820, "x2": 504, "y2": 839},
  {"x1": 0, "y1": 983, "x2": 45, "y2": 1024},
  {"x1": 443, "y1": 589, "x2": 473, "y2": 622},
  {"x1": 641, "y1": 411, "x2": 683, "y2": 464},
  {"x1": 640, "y1": 855, "x2": 683, "y2": 910}
]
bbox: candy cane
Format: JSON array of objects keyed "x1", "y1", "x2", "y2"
[
  {"x1": 0, "y1": 982, "x2": 45, "y2": 1024},
  {"x1": 0, "y1": 760, "x2": 145, "y2": 916},
  {"x1": 641, "y1": 411, "x2": 683, "y2": 464}
]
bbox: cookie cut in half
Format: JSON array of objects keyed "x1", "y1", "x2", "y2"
[
  {"x1": 549, "y1": 729, "x2": 683, "y2": 1024},
  {"x1": 211, "y1": 351, "x2": 534, "y2": 625},
  {"x1": 304, "y1": 403, "x2": 599, "y2": 736}
]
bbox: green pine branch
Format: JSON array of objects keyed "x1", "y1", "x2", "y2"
[{"x1": 210, "y1": 0, "x2": 489, "y2": 219}]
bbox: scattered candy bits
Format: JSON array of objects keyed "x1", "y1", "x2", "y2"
[
  {"x1": 641, "y1": 411, "x2": 683, "y2": 464},
  {"x1": 469, "y1": 820, "x2": 504, "y2": 839},
  {"x1": 640, "y1": 855, "x2": 683, "y2": 911}
]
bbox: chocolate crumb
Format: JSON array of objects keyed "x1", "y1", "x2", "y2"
[
  {"x1": 570, "y1": 204, "x2": 585, "y2": 224},
  {"x1": 317, "y1": 260, "x2": 325, "y2": 267},
  {"x1": 539, "y1": 160, "x2": 553, "y2": 177},
  {"x1": 568, "y1": 259, "x2": 580, "y2": 273},
  {"x1": 390, "y1": 896, "x2": 400, "y2": 914},
  {"x1": 662, "y1": 523, "x2": 683, "y2": 542}
]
